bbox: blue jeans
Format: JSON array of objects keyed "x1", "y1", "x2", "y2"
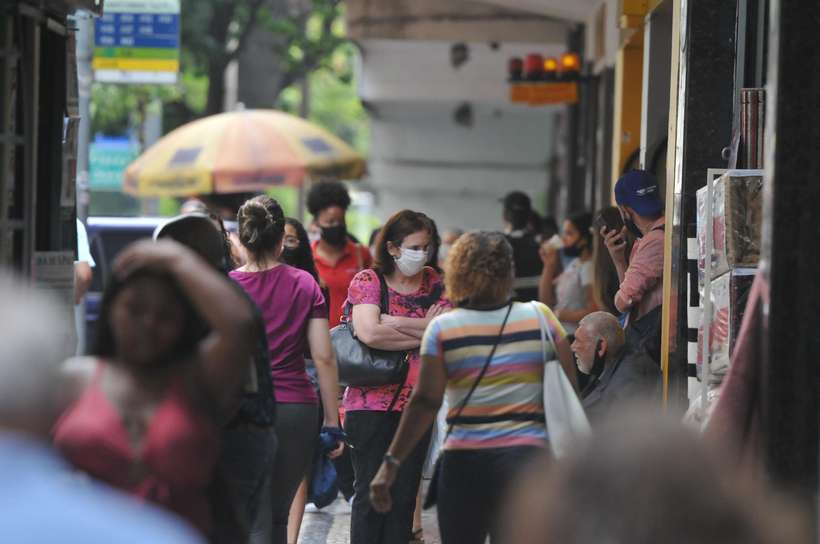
[{"x1": 220, "y1": 426, "x2": 278, "y2": 544}]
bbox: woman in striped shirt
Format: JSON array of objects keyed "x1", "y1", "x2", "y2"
[{"x1": 368, "y1": 230, "x2": 576, "y2": 544}]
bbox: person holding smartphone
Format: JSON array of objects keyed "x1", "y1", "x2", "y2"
[
  {"x1": 601, "y1": 170, "x2": 666, "y2": 363},
  {"x1": 591, "y1": 207, "x2": 634, "y2": 320}
]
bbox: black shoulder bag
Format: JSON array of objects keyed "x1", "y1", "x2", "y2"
[
  {"x1": 332, "y1": 271, "x2": 439, "y2": 387},
  {"x1": 423, "y1": 302, "x2": 513, "y2": 509}
]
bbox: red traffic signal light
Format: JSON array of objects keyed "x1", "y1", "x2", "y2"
[
  {"x1": 524, "y1": 53, "x2": 544, "y2": 81},
  {"x1": 508, "y1": 57, "x2": 524, "y2": 82}
]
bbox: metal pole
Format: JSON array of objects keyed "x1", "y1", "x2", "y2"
[{"x1": 75, "y1": 11, "x2": 93, "y2": 222}]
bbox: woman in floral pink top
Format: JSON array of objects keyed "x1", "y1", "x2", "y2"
[{"x1": 344, "y1": 210, "x2": 449, "y2": 543}]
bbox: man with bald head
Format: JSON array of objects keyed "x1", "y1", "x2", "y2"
[{"x1": 571, "y1": 312, "x2": 661, "y2": 423}]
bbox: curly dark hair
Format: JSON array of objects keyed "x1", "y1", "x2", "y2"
[
  {"x1": 445, "y1": 231, "x2": 514, "y2": 307},
  {"x1": 237, "y1": 195, "x2": 285, "y2": 260},
  {"x1": 282, "y1": 218, "x2": 320, "y2": 282},
  {"x1": 306, "y1": 180, "x2": 351, "y2": 217},
  {"x1": 373, "y1": 210, "x2": 435, "y2": 276}
]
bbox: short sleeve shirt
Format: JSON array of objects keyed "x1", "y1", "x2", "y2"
[
  {"x1": 312, "y1": 240, "x2": 372, "y2": 328},
  {"x1": 421, "y1": 301, "x2": 566, "y2": 450},
  {"x1": 76, "y1": 220, "x2": 95, "y2": 267},
  {"x1": 619, "y1": 218, "x2": 665, "y2": 320},
  {"x1": 343, "y1": 267, "x2": 450, "y2": 412},
  {"x1": 230, "y1": 265, "x2": 327, "y2": 404},
  {"x1": 555, "y1": 258, "x2": 593, "y2": 333}
]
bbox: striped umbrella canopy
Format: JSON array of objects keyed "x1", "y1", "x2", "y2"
[{"x1": 123, "y1": 109, "x2": 366, "y2": 197}]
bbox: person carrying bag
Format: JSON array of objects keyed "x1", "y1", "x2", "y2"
[
  {"x1": 532, "y1": 302, "x2": 591, "y2": 458},
  {"x1": 368, "y1": 231, "x2": 579, "y2": 544},
  {"x1": 342, "y1": 210, "x2": 450, "y2": 543},
  {"x1": 332, "y1": 271, "x2": 441, "y2": 387}
]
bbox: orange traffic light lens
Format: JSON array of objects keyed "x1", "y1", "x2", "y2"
[
  {"x1": 561, "y1": 53, "x2": 580, "y2": 71},
  {"x1": 544, "y1": 57, "x2": 558, "y2": 72}
]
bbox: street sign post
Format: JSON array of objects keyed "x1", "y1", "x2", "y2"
[{"x1": 93, "y1": 0, "x2": 180, "y2": 84}]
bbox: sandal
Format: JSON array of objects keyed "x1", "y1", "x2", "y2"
[{"x1": 410, "y1": 528, "x2": 425, "y2": 544}]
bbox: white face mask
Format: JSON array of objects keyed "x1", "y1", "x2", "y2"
[{"x1": 395, "y1": 248, "x2": 428, "y2": 276}]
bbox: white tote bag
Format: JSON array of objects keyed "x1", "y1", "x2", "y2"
[
  {"x1": 531, "y1": 302, "x2": 591, "y2": 457},
  {"x1": 422, "y1": 398, "x2": 448, "y2": 479}
]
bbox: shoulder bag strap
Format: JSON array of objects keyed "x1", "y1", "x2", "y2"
[
  {"x1": 376, "y1": 270, "x2": 389, "y2": 314},
  {"x1": 355, "y1": 244, "x2": 365, "y2": 271},
  {"x1": 443, "y1": 302, "x2": 514, "y2": 440}
]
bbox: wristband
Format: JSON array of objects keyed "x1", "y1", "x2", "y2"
[{"x1": 383, "y1": 452, "x2": 401, "y2": 469}]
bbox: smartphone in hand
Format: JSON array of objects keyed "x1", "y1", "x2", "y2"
[{"x1": 594, "y1": 209, "x2": 626, "y2": 245}]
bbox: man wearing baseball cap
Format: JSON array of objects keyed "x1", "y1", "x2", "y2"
[{"x1": 601, "y1": 170, "x2": 665, "y2": 362}]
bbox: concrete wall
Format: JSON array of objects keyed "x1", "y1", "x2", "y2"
[
  {"x1": 357, "y1": 39, "x2": 565, "y2": 231},
  {"x1": 346, "y1": 0, "x2": 569, "y2": 43},
  {"x1": 584, "y1": 0, "x2": 623, "y2": 72}
]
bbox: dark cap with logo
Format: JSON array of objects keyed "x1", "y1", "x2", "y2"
[
  {"x1": 501, "y1": 191, "x2": 532, "y2": 212},
  {"x1": 614, "y1": 170, "x2": 664, "y2": 217}
]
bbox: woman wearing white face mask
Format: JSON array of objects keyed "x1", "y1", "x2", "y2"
[{"x1": 344, "y1": 209, "x2": 450, "y2": 543}]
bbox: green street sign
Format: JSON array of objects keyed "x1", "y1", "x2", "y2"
[{"x1": 89, "y1": 142, "x2": 139, "y2": 191}]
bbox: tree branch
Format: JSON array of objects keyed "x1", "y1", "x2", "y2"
[{"x1": 229, "y1": 0, "x2": 267, "y2": 61}]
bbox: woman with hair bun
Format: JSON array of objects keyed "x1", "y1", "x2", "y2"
[{"x1": 230, "y1": 196, "x2": 344, "y2": 544}]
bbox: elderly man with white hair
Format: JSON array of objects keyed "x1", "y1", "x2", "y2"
[
  {"x1": 0, "y1": 275, "x2": 200, "y2": 543},
  {"x1": 571, "y1": 311, "x2": 661, "y2": 423}
]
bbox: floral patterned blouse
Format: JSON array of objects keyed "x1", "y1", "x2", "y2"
[{"x1": 343, "y1": 267, "x2": 450, "y2": 412}]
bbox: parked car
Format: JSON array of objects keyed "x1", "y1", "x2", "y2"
[{"x1": 83, "y1": 216, "x2": 236, "y2": 351}]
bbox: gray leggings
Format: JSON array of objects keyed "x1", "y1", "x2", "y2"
[{"x1": 264, "y1": 402, "x2": 319, "y2": 544}]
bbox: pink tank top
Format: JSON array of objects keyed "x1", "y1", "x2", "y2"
[{"x1": 52, "y1": 363, "x2": 219, "y2": 535}]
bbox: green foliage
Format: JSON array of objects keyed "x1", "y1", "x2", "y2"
[
  {"x1": 92, "y1": 0, "x2": 366, "y2": 142},
  {"x1": 91, "y1": 84, "x2": 170, "y2": 136},
  {"x1": 90, "y1": 68, "x2": 208, "y2": 136},
  {"x1": 267, "y1": 186, "x2": 299, "y2": 218},
  {"x1": 88, "y1": 0, "x2": 369, "y2": 218},
  {"x1": 277, "y1": 41, "x2": 369, "y2": 154},
  {"x1": 259, "y1": 0, "x2": 349, "y2": 94}
]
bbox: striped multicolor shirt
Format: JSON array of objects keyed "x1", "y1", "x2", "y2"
[{"x1": 421, "y1": 301, "x2": 566, "y2": 451}]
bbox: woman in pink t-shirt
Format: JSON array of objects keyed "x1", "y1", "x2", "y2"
[
  {"x1": 344, "y1": 210, "x2": 449, "y2": 543},
  {"x1": 229, "y1": 196, "x2": 343, "y2": 544}
]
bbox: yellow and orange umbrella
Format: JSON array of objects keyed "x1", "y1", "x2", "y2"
[{"x1": 123, "y1": 109, "x2": 366, "y2": 197}]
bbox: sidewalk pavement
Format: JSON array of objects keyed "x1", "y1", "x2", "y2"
[{"x1": 298, "y1": 497, "x2": 441, "y2": 544}]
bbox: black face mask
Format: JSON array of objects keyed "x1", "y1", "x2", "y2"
[
  {"x1": 280, "y1": 246, "x2": 300, "y2": 266},
  {"x1": 320, "y1": 224, "x2": 347, "y2": 247},
  {"x1": 589, "y1": 341, "x2": 606, "y2": 379},
  {"x1": 580, "y1": 341, "x2": 607, "y2": 397},
  {"x1": 623, "y1": 213, "x2": 643, "y2": 239},
  {"x1": 563, "y1": 245, "x2": 582, "y2": 258}
]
